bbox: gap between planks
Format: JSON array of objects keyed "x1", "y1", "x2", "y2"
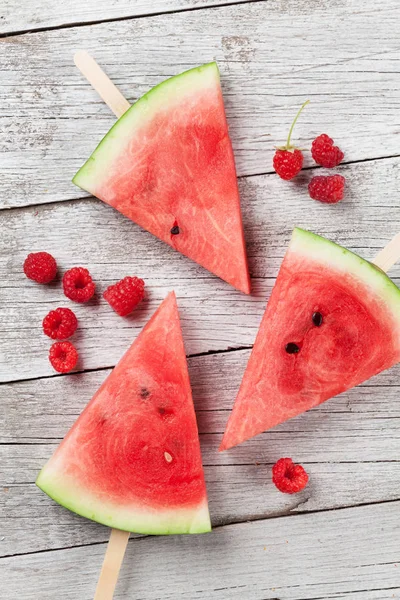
[
  {"x1": 4, "y1": 349, "x2": 400, "y2": 387},
  {"x1": 1, "y1": 498, "x2": 399, "y2": 561},
  {"x1": 0, "y1": 345, "x2": 254, "y2": 386},
  {"x1": 1, "y1": 153, "x2": 400, "y2": 214},
  {"x1": 0, "y1": 0, "x2": 266, "y2": 39}
]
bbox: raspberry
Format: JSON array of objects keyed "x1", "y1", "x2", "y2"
[
  {"x1": 311, "y1": 134, "x2": 344, "y2": 168},
  {"x1": 308, "y1": 174, "x2": 345, "y2": 204},
  {"x1": 272, "y1": 458, "x2": 309, "y2": 494},
  {"x1": 43, "y1": 307, "x2": 78, "y2": 340},
  {"x1": 49, "y1": 341, "x2": 78, "y2": 373},
  {"x1": 273, "y1": 149, "x2": 304, "y2": 180},
  {"x1": 63, "y1": 267, "x2": 95, "y2": 303},
  {"x1": 23, "y1": 252, "x2": 57, "y2": 284},
  {"x1": 103, "y1": 276, "x2": 145, "y2": 316},
  {"x1": 273, "y1": 100, "x2": 309, "y2": 180}
]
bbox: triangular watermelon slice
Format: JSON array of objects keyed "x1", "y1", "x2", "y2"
[
  {"x1": 73, "y1": 63, "x2": 250, "y2": 294},
  {"x1": 221, "y1": 228, "x2": 400, "y2": 450},
  {"x1": 37, "y1": 293, "x2": 211, "y2": 534}
]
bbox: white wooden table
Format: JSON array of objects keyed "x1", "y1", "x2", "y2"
[{"x1": 1, "y1": 1, "x2": 400, "y2": 598}]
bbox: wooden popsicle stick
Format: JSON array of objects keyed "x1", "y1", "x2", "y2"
[
  {"x1": 373, "y1": 232, "x2": 400, "y2": 272},
  {"x1": 94, "y1": 528, "x2": 130, "y2": 600},
  {"x1": 74, "y1": 50, "x2": 131, "y2": 118}
]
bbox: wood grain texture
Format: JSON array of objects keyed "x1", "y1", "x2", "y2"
[
  {"x1": 1, "y1": 502, "x2": 399, "y2": 599},
  {"x1": 1, "y1": 0, "x2": 400, "y2": 208},
  {"x1": 0, "y1": 0, "x2": 255, "y2": 34},
  {"x1": 2, "y1": 157, "x2": 400, "y2": 381},
  {"x1": 1, "y1": 356, "x2": 399, "y2": 555}
]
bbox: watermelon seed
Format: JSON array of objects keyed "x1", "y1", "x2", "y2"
[
  {"x1": 158, "y1": 406, "x2": 175, "y2": 420},
  {"x1": 285, "y1": 342, "x2": 300, "y2": 354},
  {"x1": 170, "y1": 225, "x2": 180, "y2": 235},
  {"x1": 140, "y1": 387, "x2": 150, "y2": 399},
  {"x1": 312, "y1": 312, "x2": 323, "y2": 327},
  {"x1": 164, "y1": 452, "x2": 173, "y2": 463}
]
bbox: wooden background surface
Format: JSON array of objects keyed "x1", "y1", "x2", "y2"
[{"x1": 1, "y1": 0, "x2": 400, "y2": 598}]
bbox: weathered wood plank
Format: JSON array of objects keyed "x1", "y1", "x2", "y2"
[
  {"x1": 2, "y1": 453, "x2": 399, "y2": 556},
  {"x1": 1, "y1": 157, "x2": 400, "y2": 381},
  {"x1": 1, "y1": 0, "x2": 400, "y2": 208},
  {"x1": 1, "y1": 502, "x2": 399, "y2": 599},
  {"x1": 2, "y1": 355, "x2": 400, "y2": 444},
  {"x1": 1, "y1": 358, "x2": 399, "y2": 554},
  {"x1": 1, "y1": 0, "x2": 254, "y2": 35}
]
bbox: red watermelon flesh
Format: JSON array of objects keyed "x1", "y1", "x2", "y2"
[
  {"x1": 37, "y1": 293, "x2": 211, "y2": 534},
  {"x1": 73, "y1": 63, "x2": 250, "y2": 294},
  {"x1": 221, "y1": 228, "x2": 400, "y2": 450}
]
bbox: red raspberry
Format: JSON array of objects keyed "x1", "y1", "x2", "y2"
[
  {"x1": 103, "y1": 276, "x2": 145, "y2": 316},
  {"x1": 311, "y1": 134, "x2": 344, "y2": 168},
  {"x1": 272, "y1": 458, "x2": 309, "y2": 494},
  {"x1": 43, "y1": 307, "x2": 78, "y2": 340},
  {"x1": 308, "y1": 174, "x2": 345, "y2": 204},
  {"x1": 63, "y1": 267, "x2": 95, "y2": 303},
  {"x1": 273, "y1": 149, "x2": 303, "y2": 180},
  {"x1": 273, "y1": 100, "x2": 309, "y2": 180},
  {"x1": 49, "y1": 341, "x2": 78, "y2": 373},
  {"x1": 23, "y1": 252, "x2": 57, "y2": 284}
]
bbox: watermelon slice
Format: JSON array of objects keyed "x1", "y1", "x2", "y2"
[
  {"x1": 221, "y1": 228, "x2": 400, "y2": 450},
  {"x1": 37, "y1": 293, "x2": 211, "y2": 534},
  {"x1": 73, "y1": 63, "x2": 250, "y2": 294}
]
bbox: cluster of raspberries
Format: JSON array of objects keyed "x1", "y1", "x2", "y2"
[
  {"x1": 23, "y1": 252, "x2": 145, "y2": 373},
  {"x1": 273, "y1": 101, "x2": 345, "y2": 204}
]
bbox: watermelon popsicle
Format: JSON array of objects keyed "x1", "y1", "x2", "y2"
[
  {"x1": 221, "y1": 228, "x2": 400, "y2": 450},
  {"x1": 37, "y1": 293, "x2": 211, "y2": 599},
  {"x1": 72, "y1": 53, "x2": 250, "y2": 295}
]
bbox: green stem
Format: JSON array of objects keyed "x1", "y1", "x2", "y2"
[{"x1": 286, "y1": 99, "x2": 310, "y2": 149}]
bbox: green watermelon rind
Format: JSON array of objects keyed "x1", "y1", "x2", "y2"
[
  {"x1": 72, "y1": 62, "x2": 220, "y2": 193},
  {"x1": 291, "y1": 228, "x2": 400, "y2": 320},
  {"x1": 36, "y1": 467, "x2": 211, "y2": 535}
]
